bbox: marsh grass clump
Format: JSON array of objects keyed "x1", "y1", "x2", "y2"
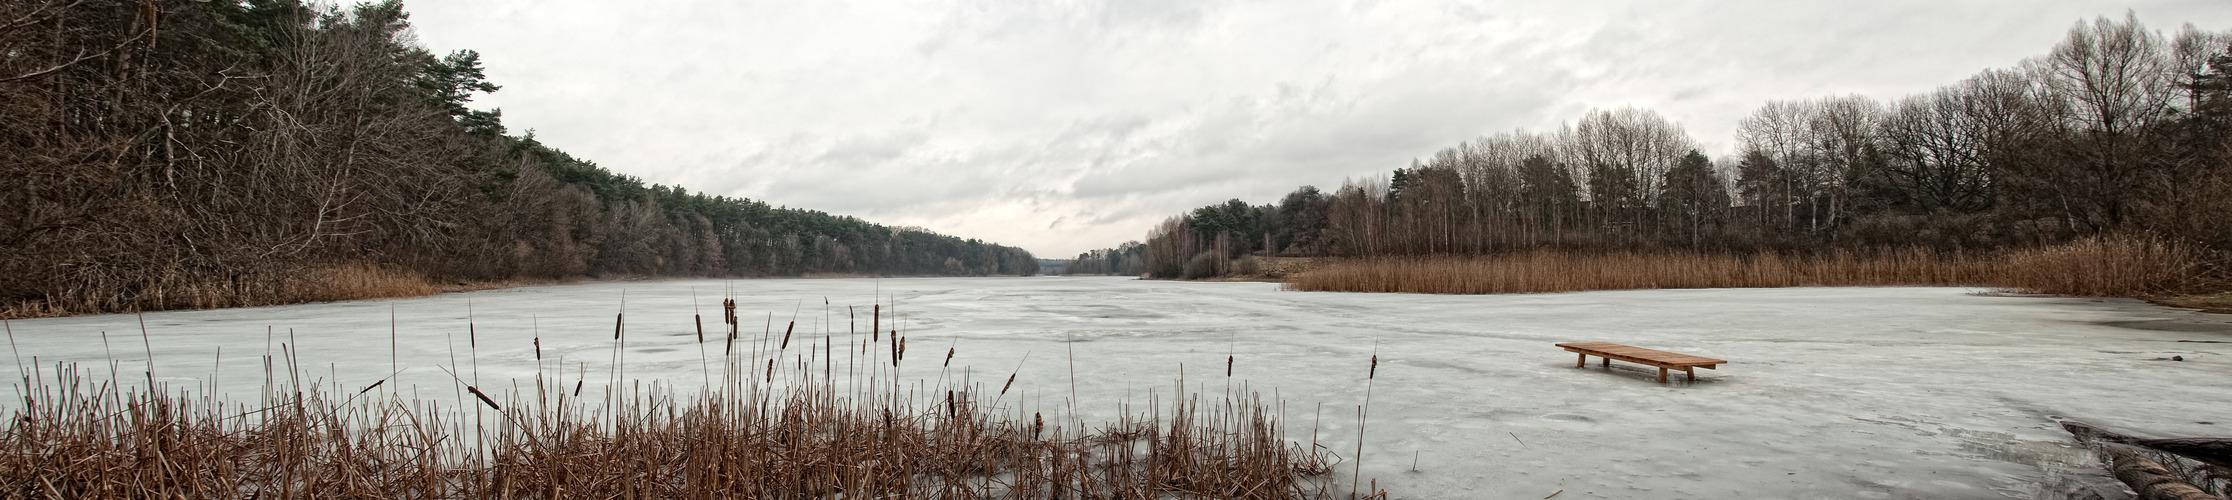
[
  {"x1": 1287, "y1": 235, "x2": 2210, "y2": 298},
  {"x1": 0, "y1": 306, "x2": 1338, "y2": 499},
  {"x1": 1995, "y1": 235, "x2": 2204, "y2": 297}
]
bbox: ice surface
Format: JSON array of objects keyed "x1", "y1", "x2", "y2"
[{"x1": 5, "y1": 277, "x2": 2230, "y2": 499}]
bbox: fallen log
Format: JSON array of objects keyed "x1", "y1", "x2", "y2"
[
  {"x1": 2063, "y1": 421, "x2": 2232, "y2": 470},
  {"x1": 2066, "y1": 420, "x2": 2142, "y2": 444},
  {"x1": 2129, "y1": 438, "x2": 2232, "y2": 471},
  {"x1": 2094, "y1": 443, "x2": 2221, "y2": 500}
]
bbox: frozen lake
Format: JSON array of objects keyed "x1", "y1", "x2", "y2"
[{"x1": 6, "y1": 276, "x2": 2230, "y2": 499}]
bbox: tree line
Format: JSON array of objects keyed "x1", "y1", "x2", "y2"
[
  {"x1": 1139, "y1": 14, "x2": 2232, "y2": 281},
  {"x1": 1064, "y1": 241, "x2": 1146, "y2": 276},
  {"x1": 0, "y1": 0, "x2": 1036, "y2": 316}
]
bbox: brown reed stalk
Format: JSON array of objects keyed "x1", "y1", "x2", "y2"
[{"x1": 1352, "y1": 347, "x2": 1379, "y2": 500}]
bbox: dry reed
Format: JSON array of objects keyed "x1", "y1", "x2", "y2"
[
  {"x1": 0, "y1": 307, "x2": 1337, "y2": 498},
  {"x1": 1287, "y1": 235, "x2": 2208, "y2": 298},
  {"x1": 3, "y1": 262, "x2": 439, "y2": 320}
]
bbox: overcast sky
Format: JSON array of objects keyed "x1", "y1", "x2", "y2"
[{"x1": 405, "y1": 1, "x2": 2230, "y2": 257}]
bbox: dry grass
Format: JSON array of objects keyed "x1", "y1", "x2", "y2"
[
  {"x1": 1994, "y1": 235, "x2": 2205, "y2": 297},
  {"x1": 298, "y1": 262, "x2": 441, "y2": 302},
  {"x1": 2148, "y1": 293, "x2": 2232, "y2": 314},
  {"x1": 0, "y1": 306, "x2": 1337, "y2": 498},
  {"x1": 2, "y1": 262, "x2": 441, "y2": 320},
  {"x1": 1287, "y1": 235, "x2": 2210, "y2": 298}
]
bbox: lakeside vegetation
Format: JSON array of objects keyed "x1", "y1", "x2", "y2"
[
  {"x1": 1136, "y1": 14, "x2": 2232, "y2": 298},
  {"x1": 0, "y1": 0, "x2": 1036, "y2": 319},
  {"x1": 1288, "y1": 235, "x2": 2201, "y2": 297},
  {"x1": 1, "y1": 302, "x2": 1336, "y2": 498}
]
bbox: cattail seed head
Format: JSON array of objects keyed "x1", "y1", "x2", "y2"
[
  {"x1": 1000, "y1": 373, "x2": 1016, "y2": 395},
  {"x1": 470, "y1": 386, "x2": 506, "y2": 410},
  {"x1": 533, "y1": 338, "x2": 542, "y2": 360},
  {"x1": 944, "y1": 347, "x2": 955, "y2": 367},
  {"x1": 1369, "y1": 355, "x2": 1378, "y2": 379},
  {"x1": 1227, "y1": 355, "x2": 1234, "y2": 377}
]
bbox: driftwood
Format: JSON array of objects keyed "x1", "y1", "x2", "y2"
[
  {"x1": 2065, "y1": 421, "x2": 2232, "y2": 469},
  {"x1": 2094, "y1": 443, "x2": 2222, "y2": 500},
  {"x1": 2062, "y1": 420, "x2": 2231, "y2": 500},
  {"x1": 2135, "y1": 439, "x2": 2232, "y2": 471}
]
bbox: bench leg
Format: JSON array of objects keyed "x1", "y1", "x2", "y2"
[
  {"x1": 1575, "y1": 353, "x2": 1587, "y2": 368},
  {"x1": 1685, "y1": 367, "x2": 1695, "y2": 382},
  {"x1": 1657, "y1": 367, "x2": 1668, "y2": 383},
  {"x1": 1602, "y1": 357, "x2": 1610, "y2": 367}
]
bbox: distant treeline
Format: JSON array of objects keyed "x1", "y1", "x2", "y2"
[
  {"x1": 1140, "y1": 15, "x2": 2232, "y2": 283},
  {"x1": 0, "y1": 1, "x2": 1035, "y2": 317},
  {"x1": 1064, "y1": 241, "x2": 1146, "y2": 276}
]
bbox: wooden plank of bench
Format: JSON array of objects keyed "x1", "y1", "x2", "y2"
[
  {"x1": 1556, "y1": 342, "x2": 1726, "y2": 383},
  {"x1": 1556, "y1": 342, "x2": 1725, "y2": 367}
]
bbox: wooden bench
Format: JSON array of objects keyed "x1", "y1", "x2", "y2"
[{"x1": 1556, "y1": 342, "x2": 1726, "y2": 383}]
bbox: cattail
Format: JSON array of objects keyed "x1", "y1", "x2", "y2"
[
  {"x1": 1369, "y1": 355, "x2": 1379, "y2": 379},
  {"x1": 780, "y1": 321, "x2": 794, "y2": 349},
  {"x1": 765, "y1": 360, "x2": 774, "y2": 382},
  {"x1": 572, "y1": 380, "x2": 583, "y2": 397},
  {"x1": 1227, "y1": 355, "x2": 1234, "y2": 377},
  {"x1": 533, "y1": 338, "x2": 542, "y2": 360},
  {"x1": 1000, "y1": 373, "x2": 1017, "y2": 395},
  {"x1": 466, "y1": 386, "x2": 502, "y2": 411},
  {"x1": 1034, "y1": 412, "x2": 1044, "y2": 438},
  {"x1": 613, "y1": 313, "x2": 623, "y2": 339},
  {"x1": 694, "y1": 315, "x2": 703, "y2": 343},
  {"x1": 946, "y1": 390, "x2": 956, "y2": 418},
  {"x1": 944, "y1": 347, "x2": 955, "y2": 367}
]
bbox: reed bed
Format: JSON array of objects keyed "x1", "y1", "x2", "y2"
[
  {"x1": 2, "y1": 262, "x2": 440, "y2": 320},
  {"x1": 1287, "y1": 235, "x2": 2208, "y2": 297},
  {"x1": 0, "y1": 306, "x2": 1335, "y2": 498}
]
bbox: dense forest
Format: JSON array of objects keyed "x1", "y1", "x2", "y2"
[
  {"x1": 1138, "y1": 14, "x2": 2232, "y2": 285},
  {"x1": 0, "y1": 0, "x2": 1037, "y2": 317}
]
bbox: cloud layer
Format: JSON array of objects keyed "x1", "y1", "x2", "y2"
[{"x1": 406, "y1": 0, "x2": 2230, "y2": 256}]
